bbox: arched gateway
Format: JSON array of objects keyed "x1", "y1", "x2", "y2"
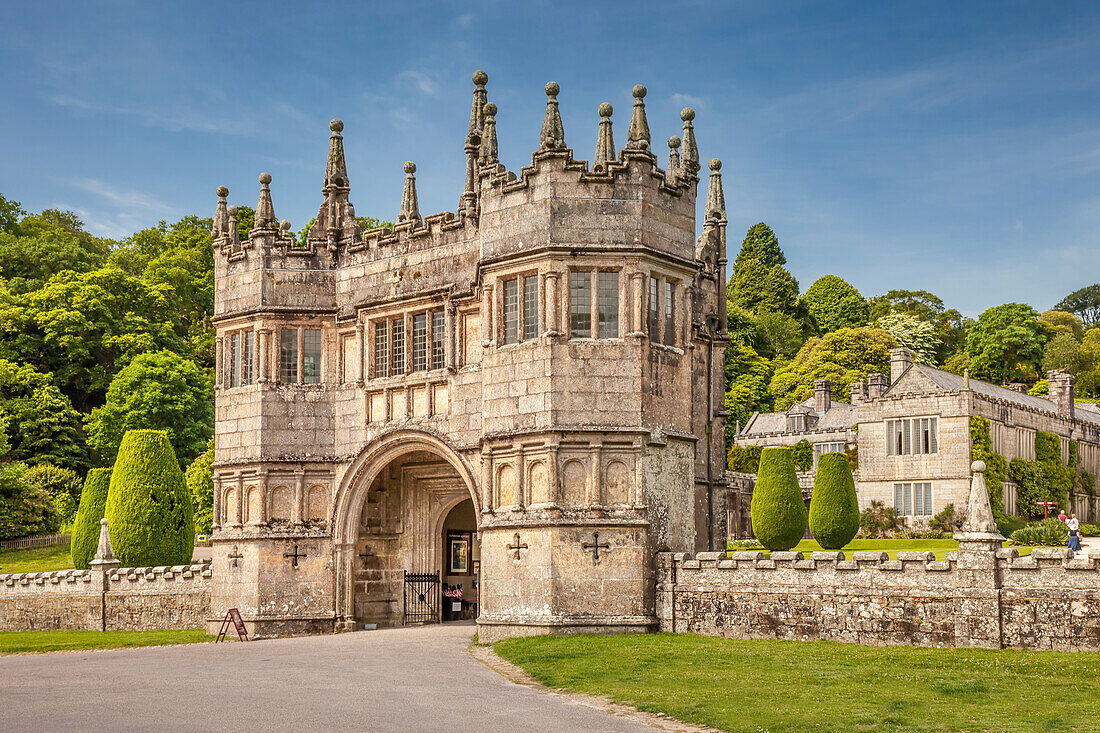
[{"x1": 206, "y1": 72, "x2": 729, "y2": 641}]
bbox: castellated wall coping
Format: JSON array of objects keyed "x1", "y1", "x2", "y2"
[
  {"x1": 0, "y1": 560, "x2": 213, "y2": 632},
  {"x1": 658, "y1": 549, "x2": 1100, "y2": 650}
]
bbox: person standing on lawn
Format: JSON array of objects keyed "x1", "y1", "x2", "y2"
[{"x1": 1068, "y1": 514, "x2": 1082, "y2": 552}]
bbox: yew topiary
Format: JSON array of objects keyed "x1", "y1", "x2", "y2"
[
  {"x1": 70, "y1": 468, "x2": 111, "y2": 568},
  {"x1": 104, "y1": 430, "x2": 194, "y2": 567},
  {"x1": 750, "y1": 447, "x2": 807, "y2": 550},
  {"x1": 808, "y1": 452, "x2": 860, "y2": 549}
]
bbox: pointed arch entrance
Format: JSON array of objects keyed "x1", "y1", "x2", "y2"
[{"x1": 332, "y1": 430, "x2": 481, "y2": 630}]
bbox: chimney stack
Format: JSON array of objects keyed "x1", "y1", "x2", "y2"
[
  {"x1": 868, "y1": 373, "x2": 888, "y2": 399},
  {"x1": 890, "y1": 347, "x2": 913, "y2": 385},
  {"x1": 1049, "y1": 370, "x2": 1076, "y2": 419},
  {"x1": 850, "y1": 380, "x2": 868, "y2": 406},
  {"x1": 814, "y1": 379, "x2": 832, "y2": 414}
]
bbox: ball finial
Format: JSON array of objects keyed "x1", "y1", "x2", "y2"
[
  {"x1": 259, "y1": 172, "x2": 272, "y2": 185},
  {"x1": 545, "y1": 81, "x2": 559, "y2": 97},
  {"x1": 681, "y1": 107, "x2": 695, "y2": 122},
  {"x1": 330, "y1": 118, "x2": 344, "y2": 133},
  {"x1": 227, "y1": 205, "x2": 238, "y2": 217},
  {"x1": 632, "y1": 84, "x2": 647, "y2": 99},
  {"x1": 709, "y1": 158, "x2": 721, "y2": 171},
  {"x1": 280, "y1": 220, "x2": 292, "y2": 232},
  {"x1": 668, "y1": 135, "x2": 681, "y2": 149},
  {"x1": 100, "y1": 517, "x2": 108, "y2": 527},
  {"x1": 598, "y1": 102, "x2": 613, "y2": 118},
  {"x1": 216, "y1": 186, "x2": 229, "y2": 197},
  {"x1": 403, "y1": 161, "x2": 416, "y2": 174},
  {"x1": 484, "y1": 102, "x2": 497, "y2": 117},
  {"x1": 972, "y1": 460, "x2": 986, "y2": 473},
  {"x1": 472, "y1": 70, "x2": 488, "y2": 86}
]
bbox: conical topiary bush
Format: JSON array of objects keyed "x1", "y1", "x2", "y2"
[
  {"x1": 104, "y1": 430, "x2": 194, "y2": 567},
  {"x1": 750, "y1": 446, "x2": 808, "y2": 550},
  {"x1": 808, "y1": 452, "x2": 860, "y2": 549},
  {"x1": 71, "y1": 468, "x2": 112, "y2": 569}
]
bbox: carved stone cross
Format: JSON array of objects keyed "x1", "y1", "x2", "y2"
[
  {"x1": 582, "y1": 532, "x2": 610, "y2": 564},
  {"x1": 358, "y1": 545, "x2": 375, "y2": 561},
  {"x1": 506, "y1": 533, "x2": 528, "y2": 560},
  {"x1": 284, "y1": 544, "x2": 307, "y2": 568},
  {"x1": 227, "y1": 545, "x2": 243, "y2": 569}
]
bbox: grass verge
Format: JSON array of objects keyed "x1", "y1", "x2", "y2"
[
  {"x1": 0, "y1": 629, "x2": 214, "y2": 654},
  {"x1": 494, "y1": 633, "x2": 1100, "y2": 733},
  {"x1": 0, "y1": 543, "x2": 75, "y2": 574}
]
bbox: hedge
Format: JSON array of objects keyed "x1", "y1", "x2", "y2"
[
  {"x1": 750, "y1": 447, "x2": 807, "y2": 550},
  {"x1": 70, "y1": 468, "x2": 111, "y2": 569},
  {"x1": 104, "y1": 430, "x2": 194, "y2": 567},
  {"x1": 808, "y1": 453, "x2": 860, "y2": 549},
  {"x1": 24, "y1": 465, "x2": 82, "y2": 525}
]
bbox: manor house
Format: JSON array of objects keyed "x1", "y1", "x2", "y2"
[
  {"x1": 208, "y1": 72, "x2": 729, "y2": 640},
  {"x1": 733, "y1": 347, "x2": 1100, "y2": 528}
]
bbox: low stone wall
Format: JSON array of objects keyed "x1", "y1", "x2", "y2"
[
  {"x1": 0, "y1": 562, "x2": 212, "y2": 632},
  {"x1": 656, "y1": 548, "x2": 1100, "y2": 651}
]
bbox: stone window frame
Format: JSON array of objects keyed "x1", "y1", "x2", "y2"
[
  {"x1": 812, "y1": 441, "x2": 846, "y2": 469},
  {"x1": 367, "y1": 305, "x2": 448, "y2": 380},
  {"x1": 885, "y1": 416, "x2": 939, "y2": 456},
  {"x1": 894, "y1": 481, "x2": 933, "y2": 517},
  {"x1": 567, "y1": 266, "x2": 624, "y2": 341},
  {"x1": 646, "y1": 271, "x2": 682, "y2": 348},
  {"x1": 277, "y1": 325, "x2": 326, "y2": 386},
  {"x1": 224, "y1": 327, "x2": 256, "y2": 390},
  {"x1": 496, "y1": 270, "x2": 540, "y2": 348}
]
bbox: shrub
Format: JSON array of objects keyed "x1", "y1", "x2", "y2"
[
  {"x1": 996, "y1": 513, "x2": 1028, "y2": 538},
  {"x1": 808, "y1": 453, "x2": 859, "y2": 549},
  {"x1": 70, "y1": 468, "x2": 111, "y2": 569},
  {"x1": 750, "y1": 447, "x2": 807, "y2": 550},
  {"x1": 1081, "y1": 523, "x2": 1100, "y2": 537},
  {"x1": 791, "y1": 440, "x2": 813, "y2": 472},
  {"x1": 185, "y1": 440, "x2": 214, "y2": 535},
  {"x1": 859, "y1": 500, "x2": 898, "y2": 538},
  {"x1": 0, "y1": 464, "x2": 59, "y2": 540},
  {"x1": 930, "y1": 503, "x2": 960, "y2": 534},
  {"x1": 728, "y1": 444, "x2": 762, "y2": 473},
  {"x1": 23, "y1": 465, "x2": 82, "y2": 525},
  {"x1": 104, "y1": 430, "x2": 194, "y2": 567},
  {"x1": 1010, "y1": 518, "x2": 1069, "y2": 547}
]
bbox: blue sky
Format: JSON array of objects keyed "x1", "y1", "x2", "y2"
[{"x1": 1, "y1": 1, "x2": 1098, "y2": 315}]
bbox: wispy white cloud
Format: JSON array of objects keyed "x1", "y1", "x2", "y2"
[
  {"x1": 46, "y1": 94, "x2": 252, "y2": 135},
  {"x1": 396, "y1": 70, "x2": 439, "y2": 97},
  {"x1": 670, "y1": 92, "x2": 705, "y2": 110},
  {"x1": 454, "y1": 13, "x2": 473, "y2": 30},
  {"x1": 58, "y1": 179, "x2": 180, "y2": 238}
]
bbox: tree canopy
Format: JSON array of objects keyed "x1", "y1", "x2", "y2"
[
  {"x1": 874, "y1": 312, "x2": 940, "y2": 366},
  {"x1": 965, "y1": 303, "x2": 1047, "y2": 384},
  {"x1": 1055, "y1": 285, "x2": 1100, "y2": 328},
  {"x1": 769, "y1": 327, "x2": 897, "y2": 410},
  {"x1": 803, "y1": 275, "x2": 869, "y2": 333}
]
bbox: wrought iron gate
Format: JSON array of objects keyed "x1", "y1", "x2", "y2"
[{"x1": 403, "y1": 570, "x2": 440, "y2": 625}]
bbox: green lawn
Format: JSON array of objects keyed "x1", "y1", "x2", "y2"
[
  {"x1": 0, "y1": 543, "x2": 74, "y2": 574},
  {"x1": 728, "y1": 538, "x2": 1035, "y2": 560},
  {"x1": 0, "y1": 629, "x2": 214, "y2": 654},
  {"x1": 495, "y1": 633, "x2": 1100, "y2": 733}
]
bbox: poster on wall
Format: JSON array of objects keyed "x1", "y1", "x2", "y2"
[{"x1": 449, "y1": 531, "x2": 470, "y2": 574}]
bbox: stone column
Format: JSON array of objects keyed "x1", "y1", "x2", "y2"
[
  {"x1": 516, "y1": 446, "x2": 526, "y2": 510},
  {"x1": 480, "y1": 449, "x2": 493, "y2": 514},
  {"x1": 212, "y1": 474, "x2": 222, "y2": 531},
  {"x1": 257, "y1": 469, "x2": 269, "y2": 526},
  {"x1": 588, "y1": 445, "x2": 602, "y2": 505},
  {"x1": 547, "y1": 441, "x2": 560, "y2": 506},
  {"x1": 234, "y1": 474, "x2": 244, "y2": 527},
  {"x1": 333, "y1": 542, "x2": 357, "y2": 631},
  {"x1": 296, "y1": 328, "x2": 305, "y2": 384},
  {"x1": 215, "y1": 336, "x2": 224, "y2": 387},
  {"x1": 589, "y1": 270, "x2": 599, "y2": 338},
  {"x1": 481, "y1": 284, "x2": 493, "y2": 346},
  {"x1": 445, "y1": 300, "x2": 456, "y2": 371},
  {"x1": 543, "y1": 273, "x2": 556, "y2": 335},
  {"x1": 292, "y1": 471, "x2": 305, "y2": 524},
  {"x1": 630, "y1": 272, "x2": 645, "y2": 337},
  {"x1": 356, "y1": 318, "x2": 365, "y2": 383},
  {"x1": 257, "y1": 329, "x2": 270, "y2": 383}
]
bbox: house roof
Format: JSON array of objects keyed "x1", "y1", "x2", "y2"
[{"x1": 740, "y1": 396, "x2": 858, "y2": 437}]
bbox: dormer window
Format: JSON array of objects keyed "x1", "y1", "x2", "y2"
[{"x1": 788, "y1": 414, "x2": 806, "y2": 432}]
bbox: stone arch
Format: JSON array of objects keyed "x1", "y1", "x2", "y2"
[
  {"x1": 497, "y1": 464, "x2": 516, "y2": 508},
  {"x1": 223, "y1": 486, "x2": 238, "y2": 524},
  {"x1": 528, "y1": 461, "x2": 548, "y2": 505},
  {"x1": 306, "y1": 485, "x2": 328, "y2": 522},
  {"x1": 331, "y1": 428, "x2": 480, "y2": 546},
  {"x1": 605, "y1": 460, "x2": 632, "y2": 505},
  {"x1": 561, "y1": 459, "x2": 587, "y2": 505},
  {"x1": 245, "y1": 485, "x2": 262, "y2": 523},
  {"x1": 269, "y1": 485, "x2": 292, "y2": 521}
]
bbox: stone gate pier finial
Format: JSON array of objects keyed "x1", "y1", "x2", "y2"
[
  {"x1": 89, "y1": 517, "x2": 119, "y2": 571},
  {"x1": 680, "y1": 108, "x2": 700, "y2": 177},
  {"x1": 593, "y1": 102, "x2": 616, "y2": 171},
  {"x1": 540, "y1": 81, "x2": 565, "y2": 151},
  {"x1": 212, "y1": 186, "x2": 230, "y2": 238},
  {"x1": 666, "y1": 135, "x2": 681, "y2": 186},
  {"x1": 253, "y1": 172, "x2": 277, "y2": 232},
  {"x1": 479, "y1": 102, "x2": 499, "y2": 167},
  {"x1": 706, "y1": 158, "x2": 726, "y2": 221},
  {"x1": 399, "y1": 161, "x2": 421, "y2": 224},
  {"x1": 625, "y1": 84, "x2": 650, "y2": 151},
  {"x1": 954, "y1": 460, "x2": 1005, "y2": 552}
]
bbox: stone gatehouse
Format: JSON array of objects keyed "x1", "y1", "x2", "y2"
[{"x1": 208, "y1": 72, "x2": 729, "y2": 640}]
